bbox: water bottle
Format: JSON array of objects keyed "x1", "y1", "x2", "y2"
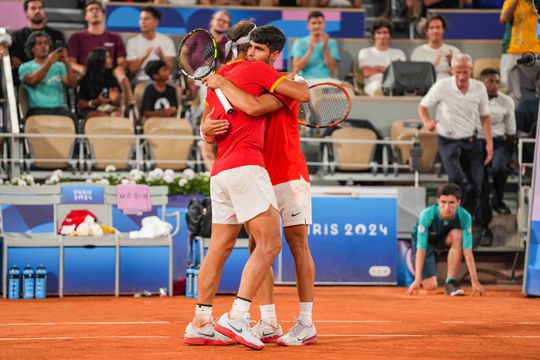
[
  {"x1": 186, "y1": 267, "x2": 194, "y2": 298},
  {"x1": 8, "y1": 265, "x2": 21, "y2": 299},
  {"x1": 22, "y1": 265, "x2": 35, "y2": 299},
  {"x1": 35, "y1": 265, "x2": 47, "y2": 299},
  {"x1": 192, "y1": 267, "x2": 199, "y2": 298}
]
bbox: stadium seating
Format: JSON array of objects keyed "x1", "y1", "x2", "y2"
[
  {"x1": 84, "y1": 116, "x2": 135, "y2": 170},
  {"x1": 390, "y1": 119, "x2": 438, "y2": 173},
  {"x1": 473, "y1": 57, "x2": 501, "y2": 79},
  {"x1": 25, "y1": 115, "x2": 76, "y2": 170},
  {"x1": 143, "y1": 117, "x2": 194, "y2": 170},
  {"x1": 325, "y1": 127, "x2": 378, "y2": 172}
]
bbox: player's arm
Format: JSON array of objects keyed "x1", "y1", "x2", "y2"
[
  {"x1": 272, "y1": 76, "x2": 310, "y2": 103},
  {"x1": 203, "y1": 74, "x2": 284, "y2": 116},
  {"x1": 406, "y1": 211, "x2": 431, "y2": 296}
]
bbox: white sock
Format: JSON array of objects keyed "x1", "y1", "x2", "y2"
[
  {"x1": 230, "y1": 297, "x2": 251, "y2": 319},
  {"x1": 299, "y1": 302, "x2": 313, "y2": 326},
  {"x1": 194, "y1": 304, "x2": 212, "y2": 325},
  {"x1": 260, "y1": 304, "x2": 278, "y2": 327}
]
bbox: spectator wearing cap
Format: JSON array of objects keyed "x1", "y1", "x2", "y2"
[
  {"x1": 141, "y1": 60, "x2": 178, "y2": 120},
  {"x1": 418, "y1": 54, "x2": 494, "y2": 246},
  {"x1": 19, "y1": 31, "x2": 77, "y2": 124},
  {"x1": 357, "y1": 18, "x2": 406, "y2": 96},
  {"x1": 126, "y1": 6, "x2": 175, "y2": 84},
  {"x1": 411, "y1": 15, "x2": 461, "y2": 81}
]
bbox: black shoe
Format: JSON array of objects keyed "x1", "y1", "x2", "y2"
[
  {"x1": 480, "y1": 228, "x2": 493, "y2": 247},
  {"x1": 493, "y1": 202, "x2": 511, "y2": 215},
  {"x1": 445, "y1": 280, "x2": 465, "y2": 296}
]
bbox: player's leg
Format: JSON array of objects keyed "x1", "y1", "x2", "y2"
[
  {"x1": 444, "y1": 229, "x2": 465, "y2": 296},
  {"x1": 248, "y1": 236, "x2": 283, "y2": 343},
  {"x1": 213, "y1": 166, "x2": 281, "y2": 350},
  {"x1": 184, "y1": 173, "x2": 241, "y2": 346},
  {"x1": 277, "y1": 224, "x2": 317, "y2": 346}
]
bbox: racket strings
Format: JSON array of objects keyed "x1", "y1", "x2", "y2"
[
  {"x1": 300, "y1": 85, "x2": 350, "y2": 127},
  {"x1": 178, "y1": 31, "x2": 216, "y2": 79}
]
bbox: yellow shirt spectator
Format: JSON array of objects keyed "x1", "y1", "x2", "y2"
[{"x1": 501, "y1": 0, "x2": 540, "y2": 54}]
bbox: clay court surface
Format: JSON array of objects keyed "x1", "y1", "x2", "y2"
[{"x1": 1, "y1": 286, "x2": 539, "y2": 359}]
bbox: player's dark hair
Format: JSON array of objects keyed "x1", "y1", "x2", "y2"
[
  {"x1": 250, "y1": 25, "x2": 286, "y2": 53},
  {"x1": 24, "y1": 30, "x2": 51, "y2": 59},
  {"x1": 480, "y1": 68, "x2": 499, "y2": 78},
  {"x1": 436, "y1": 183, "x2": 462, "y2": 201},
  {"x1": 141, "y1": 6, "x2": 161, "y2": 22},
  {"x1": 83, "y1": 0, "x2": 105, "y2": 16},
  {"x1": 24, "y1": 0, "x2": 41, "y2": 12},
  {"x1": 425, "y1": 14, "x2": 447, "y2": 33},
  {"x1": 371, "y1": 17, "x2": 393, "y2": 37},
  {"x1": 308, "y1": 10, "x2": 324, "y2": 21},
  {"x1": 229, "y1": 20, "x2": 256, "y2": 54}
]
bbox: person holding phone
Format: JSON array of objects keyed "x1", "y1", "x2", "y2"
[
  {"x1": 78, "y1": 47, "x2": 122, "y2": 119},
  {"x1": 18, "y1": 31, "x2": 77, "y2": 124}
]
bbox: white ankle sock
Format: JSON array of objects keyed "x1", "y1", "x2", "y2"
[
  {"x1": 194, "y1": 304, "x2": 212, "y2": 324},
  {"x1": 299, "y1": 302, "x2": 313, "y2": 326},
  {"x1": 260, "y1": 304, "x2": 278, "y2": 326},
  {"x1": 230, "y1": 297, "x2": 251, "y2": 319}
]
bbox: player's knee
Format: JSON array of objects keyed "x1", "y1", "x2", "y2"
[{"x1": 423, "y1": 281, "x2": 437, "y2": 291}]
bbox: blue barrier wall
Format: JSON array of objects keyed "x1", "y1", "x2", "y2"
[
  {"x1": 427, "y1": 9, "x2": 504, "y2": 40},
  {"x1": 525, "y1": 120, "x2": 540, "y2": 296}
]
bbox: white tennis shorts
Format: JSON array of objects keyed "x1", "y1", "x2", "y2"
[
  {"x1": 211, "y1": 165, "x2": 278, "y2": 224},
  {"x1": 274, "y1": 177, "x2": 312, "y2": 227}
]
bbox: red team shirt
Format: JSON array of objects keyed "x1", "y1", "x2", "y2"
[
  {"x1": 206, "y1": 60, "x2": 286, "y2": 176},
  {"x1": 264, "y1": 95, "x2": 311, "y2": 185}
]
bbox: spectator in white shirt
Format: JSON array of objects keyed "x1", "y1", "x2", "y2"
[
  {"x1": 411, "y1": 15, "x2": 461, "y2": 81},
  {"x1": 477, "y1": 69, "x2": 516, "y2": 245},
  {"x1": 419, "y1": 54, "x2": 493, "y2": 244},
  {"x1": 358, "y1": 18, "x2": 406, "y2": 96},
  {"x1": 126, "y1": 6, "x2": 175, "y2": 84}
]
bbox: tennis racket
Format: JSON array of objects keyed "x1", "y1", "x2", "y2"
[
  {"x1": 298, "y1": 82, "x2": 351, "y2": 128},
  {"x1": 177, "y1": 28, "x2": 234, "y2": 114}
]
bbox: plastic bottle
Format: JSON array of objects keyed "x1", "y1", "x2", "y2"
[
  {"x1": 35, "y1": 265, "x2": 47, "y2": 299},
  {"x1": 22, "y1": 265, "x2": 35, "y2": 299},
  {"x1": 186, "y1": 267, "x2": 194, "y2": 298},
  {"x1": 192, "y1": 266, "x2": 199, "y2": 298},
  {"x1": 8, "y1": 265, "x2": 21, "y2": 299}
]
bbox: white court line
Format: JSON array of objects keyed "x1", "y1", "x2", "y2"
[
  {"x1": 281, "y1": 320, "x2": 402, "y2": 324},
  {"x1": 0, "y1": 321, "x2": 170, "y2": 327},
  {"x1": 319, "y1": 334, "x2": 540, "y2": 339},
  {"x1": 0, "y1": 335, "x2": 172, "y2": 342}
]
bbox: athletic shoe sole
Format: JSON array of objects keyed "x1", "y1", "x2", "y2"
[
  {"x1": 214, "y1": 323, "x2": 263, "y2": 350},
  {"x1": 183, "y1": 337, "x2": 236, "y2": 346},
  {"x1": 277, "y1": 335, "x2": 318, "y2": 346},
  {"x1": 449, "y1": 289, "x2": 465, "y2": 296}
]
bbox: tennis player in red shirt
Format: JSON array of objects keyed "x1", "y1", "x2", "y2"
[{"x1": 184, "y1": 21, "x2": 310, "y2": 350}]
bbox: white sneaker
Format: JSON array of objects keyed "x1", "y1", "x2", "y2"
[
  {"x1": 183, "y1": 322, "x2": 236, "y2": 346},
  {"x1": 251, "y1": 320, "x2": 283, "y2": 343},
  {"x1": 277, "y1": 319, "x2": 317, "y2": 346},
  {"x1": 214, "y1": 313, "x2": 264, "y2": 350}
]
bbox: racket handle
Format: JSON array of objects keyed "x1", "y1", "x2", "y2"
[{"x1": 216, "y1": 88, "x2": 234, "y2": 115}]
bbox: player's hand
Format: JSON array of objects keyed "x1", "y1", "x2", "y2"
[
  {"x1": 166, "y1": 106, "x2": 178, "y2": 116},
  {"x1": 202, "y1": 108, "x2": 229, "y2": 136},
  {"x1": 203, "y1": 74, "x2": 226, "y2": 89},
  {"x1": 484, "y1": 142, "x2": 493, "y2": 166},
  {"x1": 309, "y1": 36, "x2": 316, "y2": 52},
  {"x1": 405, "y1": 280, "x2": 421, "y2": 296},
  {"x1": 47, "y1": 48, "x2": 63, "y2": 64},
  {"x1": 471, "y1": 281, "x2": 485, "y2": 296},
  {"x1": 109, "y1": 87, "x2": 120, "y2": 103},
  {"x1": 425, "y1": 119, "x2": 437, "y2": 132}
]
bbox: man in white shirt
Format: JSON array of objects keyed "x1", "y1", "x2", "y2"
[
  {"x1": 358, "y1": 18, "x2": 406, "y2": 96},
  {"x1": 411, "y1": 15, "x2": 461, "y2": 81},
  {"x1": 476, "y1": 68, "x2": 516, "y2": 245},
  {"x1": 419, "y1": 54, "x2": 493, "y2": 244},
  {"x1": 126, "y1": 6, "x2": 175, "y2": 84}
]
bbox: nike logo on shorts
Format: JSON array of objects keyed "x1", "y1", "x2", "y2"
[
  {"x1": 227, "y1": 322, "x2": 243, "y2": 333},
  {"x1": 291, "y1": 212, "x2": 301, "y2": 217}
]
